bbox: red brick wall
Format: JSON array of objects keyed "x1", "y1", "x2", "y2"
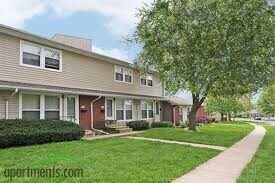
[
  {"x1": 196, "y1": 106, "x2": 207, "y2": 118},
  {"x1": 171, "y1": 105, "x2": 180, "y2": 126},
  {"x1": 79, "y1": 95, "x2": 105, "y2": 130}
]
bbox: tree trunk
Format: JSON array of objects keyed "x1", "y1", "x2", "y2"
[
  {"x1": 188, "y1": 94, "x2": 206, "y2": 131},
  {"x1": 221, "y1": 113, "x2": 224, "y2": 121}
]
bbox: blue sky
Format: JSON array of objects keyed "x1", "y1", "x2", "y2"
[{"x1": 0, "y1": 0, "x2": 200, "y2": 99}]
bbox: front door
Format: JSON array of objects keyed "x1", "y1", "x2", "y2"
[{"x1": 154, "y1": 101, "x2": 160, "y2": 122}]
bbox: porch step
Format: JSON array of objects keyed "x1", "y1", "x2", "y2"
[
  {"x1": 105, "y1": 125, "x2": 133, "y2": 134},
  {"x1": 84, "y1": 130, "x2": 95, "y2": 137}
]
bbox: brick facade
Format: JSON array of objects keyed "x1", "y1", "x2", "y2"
[{"x1": 79, "y1": 95, "x2": 105, "y2": 130}]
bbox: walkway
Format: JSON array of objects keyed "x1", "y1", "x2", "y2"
[
  {"x1": 125, "y1": 136, "x2": 226, "y2": 151},
  {"x1": 82, "y1": 131, "x2": 143, "y2": 140},
  {"x1": 173, "y1": 123, "x2": 266, "y2": 183}
]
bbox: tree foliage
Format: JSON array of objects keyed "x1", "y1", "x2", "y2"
[
  {"x1": 130, "y1": 0, "x2": 274, "y2": 130},
  {"x1": 205, "y1": 96, "x2": 243, "y2": 120},
  {"x1": 258, "y1": 83, "x2": 275, "y2": 114}
]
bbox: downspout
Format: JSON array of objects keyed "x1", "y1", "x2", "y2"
[
  {"x1": 90, "y1": 95, "x2": 109, "y2": 135},
  {"x1": 5, "y1": 88, "x2": 19, "y2": 119}
]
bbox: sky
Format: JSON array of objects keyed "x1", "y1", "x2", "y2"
[{"x1": 0, "y1": 0, "x2": 196, "y2": 100}]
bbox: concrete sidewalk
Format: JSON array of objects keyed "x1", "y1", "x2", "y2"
[
  {"x1": 125, "y1": 136, "x2": 226, "y2": 151},
  {"x1": 173, "y1": 123, "x2": 266, "y2": 183}
]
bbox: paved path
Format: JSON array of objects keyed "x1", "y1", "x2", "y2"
[
  {"x1": 125, "y1": 136, "x2": 226, "y2": 151},
  {"x1": 173, "y1": 123, "x2": 266, "y2": 183},
  {"x1": 82, "y1": 131, "x2": 143, "y2": 140}
]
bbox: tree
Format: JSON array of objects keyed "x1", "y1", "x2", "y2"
[
  {"x1": 258, "y1": 83, "x2": 275, "y2": 114},
  {"x1": 238, "y1": 94, "x2": 254, "y2": 112},
  {"x1": 130, "y1": 0, "x2": 274, "y2": 131},
  {"x1": 205, "y1": 96, "x2": 243, "y2": 121}
]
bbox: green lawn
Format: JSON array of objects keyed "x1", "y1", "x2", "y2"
[
  {"x1": 134, "y1": 122, "x2": 254, "y2": 147},
  {"x1": 0, "y1": 138, "x2": 219, "y2": 183},
  {"x1": 238, "y1": 125, "x2": 275, "y2": 183}
]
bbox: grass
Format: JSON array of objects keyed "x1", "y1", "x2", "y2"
[
  {"x1": 134, "y1": 122, "x2": 254, "y2": 147},
  {"x1": 238, "y1": 125, "x2": 275, "y2": 183},
  {"x1": 0, "y1": 138, "x2": 219, "y2": 183}
]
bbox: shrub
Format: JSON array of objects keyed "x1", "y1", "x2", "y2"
[
  {"x1": 151, "y1": 121, "x2": 174, "y2": 128},
  {"x1": 0, "y1": 119, "x2": 85, "y2": 148},
  {"x1": 126, "y1": 120, "x2": 149, "y2": 131},
  {"x1": 179, "y1": 123, "x2": 187, "y2": 128}
]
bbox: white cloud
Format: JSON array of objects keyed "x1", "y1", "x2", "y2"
[
  {"x1": 0, "y1": 0, "x2": 48, "y2": 28},
  {"x1": 49, "y1": 0, "x2": 151, "y2": 36},
  {"x1": 92, "y1": 45, "x2": 129, "y2": 61}
]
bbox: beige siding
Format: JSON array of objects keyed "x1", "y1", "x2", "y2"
[
  {"x1": 0, "y1": 34, "x2": 163, "y2": 97},
  {"x1": 0, "y1": 90, "x2": 19, "y2": 119}
]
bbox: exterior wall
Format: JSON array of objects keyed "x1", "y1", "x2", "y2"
[
  {"x1": 79, "y1": 95, "x2": 105, "y2": 130},
  {"x1": 181, "y1": 107, "x2": 188, "y2": 122},
  {"x1": 0, "y1": 34, "x2": 163, "y2": 97},
  {"x1": 161, "y1": 101, "x2": 172, "y2": 122},
  {"x1": 171, "y1": 105, "x2": 180, "y2": 126},
  {"x1": 196, "y1": 106, "x2": 207, "y2": 118},
  {"x1": 51, "y1": 34, "x2": 92, "y2": 51},
  {"x1": 0, "y1": 90, "x2": 19, "y2": 119}
]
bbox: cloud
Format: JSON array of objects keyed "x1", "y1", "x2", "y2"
[
  {"x1": 50, "y1": 0, "x2": 151, "y2": 36},
  {"x1": 0, "y1": 0, "x2": 48, "y2": 28},
  {"x1": 92, "y1": 45, "x2": 129, "y2": 61}
]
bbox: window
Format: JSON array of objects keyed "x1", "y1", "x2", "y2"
[
  {"x1": 141, "y1": 101, "x2": 154, "y2": 119},
  {"x1": 45, "y1": 95, "x2": 60, "y2": 120},
  {"x1": 116, "y1": 99, "x2": 124, "y2": 120},
  {"x1": 20, "y1": 93, "x2": 61, "y2": 120},
  {"x1": 140, "y1": 75, "x2": 153, "y2": 87},
  {"x1": 22, "y1": 44, "x2": 41, "y2": 67},
  {"x1": 179, "y1": 107, "x2": 183, "y2": 121},
  {"x1": 106, "y1": 99, "x2": 113, "y2": 118},
  {"x1": 115, "y1": 99, "x2": 133, "y2": 120},
  {"x1": 148, "y1": 101, "x2": 154, "y2": 118},
  {"x1": 125, "y1": 100, "x2": 133, "y2": 120},
  {"x1": 67, "y1": 97, "x2": 76, "y2": 122},
  {"x1": 155, "y1": 101, "x2": 160, "y2": 115},
  {"x1": 114, "y1": 65, "x2": 133, "y2": 83},
  {"x1": 147, "y1": 76, "x2": 153, "y2": 86},
  {"x1": 21, "y1": 41, "x2": 62, "y2": 71},
  {"x1": 22, "y1": 94, "x2": 40, "y2": 120},
  {"x1": 140, "y1": 77, "x2": 147, "y2": 86},
  {"x1": 141, "y1": 101, "x2": 147, "y2": 119},
  {"x1": 44, "y1": 49, "x2": 60, "y2": 70}
]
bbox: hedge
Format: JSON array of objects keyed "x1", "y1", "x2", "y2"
[
  {"x1": 126, "y1": 120, "x2": 149, "y2": 131},
  {"x1": 151, "y1": 121, "x2": 174, "y2": 128},
  {"x1": 0, "y1": 119, "x2": 85, "y2": 148}
]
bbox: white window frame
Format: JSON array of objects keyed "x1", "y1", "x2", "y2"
[
  {"x1": 115, "y1": 99, "x2": 133, "y2": 121},
  {"x1": 20, "y1": 40, "x2": 63, "y2": 72},
  {"x1": 63, "y1": 95, "x2": 79, "y2": 124},
  {"x1": 141, "y1": 100, "x2": 154, "y2": 119},
  {"x1": 140, "y1": 75, "x2": 153, "y2": 87},
  {"x1": 105, "y1": 98, "x2": 115, "y2": 120},
  {"x1": 114, "y1": 65, "x2": 133, "y2": 84},
  {"x1": 19, "y1": 92, "x2": 62, "y2": 120}
]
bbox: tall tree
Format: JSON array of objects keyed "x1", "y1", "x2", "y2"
[
  {"x1": 258, "y1": 83, "x2": 275, "y2": 114},
  {"x1": 130, "y1": 0, "x2": 274, "y2": 131},
  {"x1": 205, "y1": 96, "x2": 243, "y2": 121}
]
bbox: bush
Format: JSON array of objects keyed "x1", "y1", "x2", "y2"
[
  {"x1": 179, "y1": 123, "x2": 187, "y2": 128},
  {"x1": 126, "y1": 120, "x2": 149, "y2": 131},
  {"x1": 0, "y1": 119, "x2": 85, "y2": 148},
  {"x1": 151, "y1": 121, "x2": 174, "y2": 128}
]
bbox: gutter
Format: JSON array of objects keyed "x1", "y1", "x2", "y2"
[
  {"x1": 90, "y1": 95, "x2": 109, "y2": 135},
  {"x1": 5, "y1": 88, "x2": 18, "y2": 119}
]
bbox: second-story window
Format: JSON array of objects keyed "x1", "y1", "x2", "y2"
[
  {"x1": 114, "y1": 65, "x2": 133, "y2": 83},
  {"x1": 21, "y1": 41, "x2": 62, "y2": 71},
  {"x1": 140, "y1": 75, "x2": 153, "y2": 87}
]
